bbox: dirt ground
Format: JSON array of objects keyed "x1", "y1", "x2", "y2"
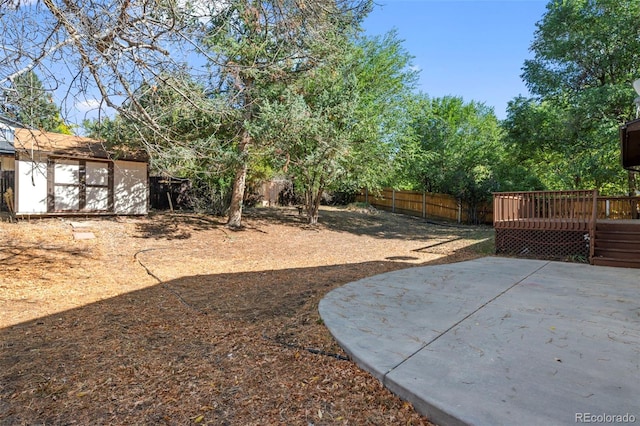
[{"x1": 0, "y1": 206, "x2": 494, "y2": 425}]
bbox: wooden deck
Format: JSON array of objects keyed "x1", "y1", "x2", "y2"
[
  {"x1": 494, "y1": 218, "x2": 592, "y2": 232},
  {"x1": 592, "y1": 220, "x2": 640, "y2": 268},
  {"x1": 494, "y1": 190, "x2": 640, "y2": 267}
]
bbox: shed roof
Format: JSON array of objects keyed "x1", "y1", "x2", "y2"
[
  {"x1": 14, "y1": 128, "x2": 148, "y2": 162},
  {"x1": 0, "y1": 139, "x2": 13, "y2": 155}
]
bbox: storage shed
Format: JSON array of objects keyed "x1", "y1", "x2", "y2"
[{"x1": 8, "y1": 127, "x2": 148, "y2": 216}]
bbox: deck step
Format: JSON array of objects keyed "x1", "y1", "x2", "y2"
[
  {"x1": 595, "y1": 221, "x2": 640, "y2": 232},
  {"x1": 595, "y1": 231, "x2": 640, "y2": 241},
  {"x1": 591, "y1": 256, "x2": 640, "y2": 269},
  {"x1": 594, "y1": 239, "x2": 640, "y2": 250},
  {"x1": 593, "y1": 221, "x2": 640, "y2": 268},
  {"x1": 593, "y1": 247, "x2": 640, "y2": 260}
]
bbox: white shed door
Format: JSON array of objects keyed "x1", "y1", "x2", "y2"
[
  {"x1": 51, "y1": 160, "x2": 112, "y2": 212},
  {"x1": 53, "y1": 160, "x2": 80, "y2": 211},
  {"x1": 85, "y1": 161, "x2": 110, "y2": 211}
]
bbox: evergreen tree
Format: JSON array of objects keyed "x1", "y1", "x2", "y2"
[{"x1": 3, "y1": 71, "x2": 71, "y2": 134}]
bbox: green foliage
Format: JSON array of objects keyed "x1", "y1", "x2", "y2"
[
  {"x1": 255, "y1": 57, "x2": 358, "y2": 223},
  {"x1": 504, "y1": 0, "x2": 640, "y2": 195},
  {"x1": 252, "y1": 30, "x2": 417, "y2": 223},
  {"x1": 2, "y1": 71, "x2": 71, "y2": 133},
  {"x1": 523, "y1": 0, "x2": 640, "y2": 99},
  {"x1": 198, "y1": 0, "x2": 372, "y2": 226},
  {"x1": 345, "y1": 30, "x2": 418, "y2": 192},
  {"x1": 84, "y1": 74, "x2": 239, "y2": 213},
  {"x1": 392, "y1": 95, "x2": 538, "y2": 222}
]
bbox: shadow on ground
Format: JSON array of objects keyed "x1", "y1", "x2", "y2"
[
  {"x1": 131, "y1": 206, "x2": 493, "y2": 245},
  {"x1": 134, "y1": 212, "x2": 226, "y2": 240},
  {"x1": 0, "y1": 259, "x2": 438, "y2": 425},
  {"x1": 245, "y1": 206, "x2": 492, "y2": 242}
]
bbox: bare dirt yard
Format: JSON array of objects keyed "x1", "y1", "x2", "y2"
[{"x1": 0, "y1": 206, "x2": 494, "y2": 425}]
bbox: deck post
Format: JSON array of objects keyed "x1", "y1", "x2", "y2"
[{"x1": 589, "y1": 189, "x2": 598, "y2": 264}]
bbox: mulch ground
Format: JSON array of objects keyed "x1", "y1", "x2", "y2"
[{"x1": 0, "y1": 206, "x2": 494, "y2": 425}]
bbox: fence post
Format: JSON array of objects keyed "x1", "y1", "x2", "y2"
[
  {"x1": 365, "y1": 188, "x2": 368, "y2": 204},
  {"x1": 392, "y1": 189, "x2": 395, "y2": 213},
  {"x1": 422, "y1": 191, "x2": 426, "y2": 218}
]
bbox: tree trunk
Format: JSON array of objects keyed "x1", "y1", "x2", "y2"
[
  {"x1": 306, "y1": 186, "x2": 323, "y2": 225},
  {"x1": 226, "y1": 134, "x2": 250, "y2": 228},
  {"x1": 226, "y1": 75, "x2": 253, "y2": 229}
]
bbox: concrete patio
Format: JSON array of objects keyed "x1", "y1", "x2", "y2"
[{"x1": 319, "y1": 257, "x2": 639, "y2": 425}]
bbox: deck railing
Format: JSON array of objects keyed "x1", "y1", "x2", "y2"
[
  {"x1": 493, "y1": 190, "x2": 599, "y2": 261},
  {"x1": 596, "y1": 196, "x2": 640, "y2": 220},
  {"x1": 493, "y1": 189, "x2": 599, "y2": 231}
]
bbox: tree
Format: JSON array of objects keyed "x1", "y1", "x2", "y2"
[
  {"x1": 201, "y1": 0, "x2": 371, "y2": 227},
  {"x1": 507, "y1": 0, "x2": 640, "y2": 195},
  {"x1": 395, "y1": 95, "x2": 538, "y2": 223},
  {"x1": 1, "y1": 0, "x2": 198, "y2": 134},
  {"x1": 1, "y1": 71, "x2": 71, "y2": 133},
  {"x1": 1, "y1": 0, "x2": 371, "y2": 224},
  {"x1": 255, "y1": 31, "x2": 417, "y2": 224},
  {"x1": 256, "y1": 50, "x2": 358, "y2": 224},
  {"x1": 345, "y1": 30, "x2": 418, "y2": 193}
]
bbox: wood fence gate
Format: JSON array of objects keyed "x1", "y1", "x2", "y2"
[{"x1": 0, "y1": 170, "x2": 15, "y2": 212}]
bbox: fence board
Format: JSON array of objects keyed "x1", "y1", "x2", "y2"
[
  {"x1": 1, "y1": 170, "x2": 15, "y2": 212},
  {"x1": 149, "y1": 176, "x2": 191, "y2": 210},
  {"x1": 357, "y1": 188, "x2": 492, "y2": 224}
]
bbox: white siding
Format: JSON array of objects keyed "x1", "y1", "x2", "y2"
[
  {"x1": 86, "y1": 161, "x2": 108, "y2": 185},
  {"x1": 114, "y1": 160, "x2": 148, "y2": 215},
  {"x1": 15, "y1": 159, "x2": 47, "y2": 214}
]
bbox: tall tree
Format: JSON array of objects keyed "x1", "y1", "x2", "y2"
[
  {"x1": 255, "y1": 31, "x2": 417, "y2": 224},
  {"x1": 201, "y1": 0, "x2": 371, "y2": 227},
  {"x1": 507, "y1": 0, "x2": 640, "y2": 194},
  {"x1": 2, "y1": 71, "x2": 71, "y2": 133},
  {"x1": 395, "y1": 95, "x2": 538, "y2": 223},
  {"x1": 0, "y1": 0, "x2": 198, "y2": 134}
]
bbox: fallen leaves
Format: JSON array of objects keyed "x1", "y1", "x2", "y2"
[{"x1": 0, "y1": 207, "x2": 493, "y2": 425}]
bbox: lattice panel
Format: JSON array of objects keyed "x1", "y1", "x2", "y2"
[{"x1": 495, "y1": 229, "x2": 590, "y2": 261}]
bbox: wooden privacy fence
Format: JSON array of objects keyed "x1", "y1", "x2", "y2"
[
  {"x1": 0, "y1": 170, "x2": 14, "y2": 212},
  {"x1": 356, "y1": 188, "x2": 493, "y2": 224}
]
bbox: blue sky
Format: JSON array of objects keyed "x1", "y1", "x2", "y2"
[
  {"x1": 63, "y1": 0, "x2": 549, "y2": 127},
  {"x1": 362, "y1": 0, "x2": 549, "y2": 119}
]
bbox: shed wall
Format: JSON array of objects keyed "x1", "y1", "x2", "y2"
[
  {"x1": 14, "y1": 157, "x2": 148, "y2": 215},
  {"x1": 114, "y1": 161, "x2": 148, "y2": 215},
  {"x1": 15, "y1": 159, "x2": 48, "y2": 214}
]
